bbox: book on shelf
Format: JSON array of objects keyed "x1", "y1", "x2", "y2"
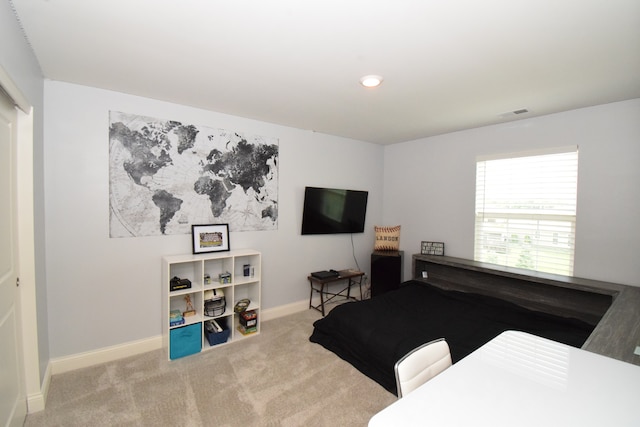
[
  {"x1": 170, "y1": 309, "x2": 184, "y2": 326},
  {"x1": 170, "y1": 318, "x2": 185, "y2": 327}
]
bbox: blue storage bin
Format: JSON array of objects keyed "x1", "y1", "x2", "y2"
[
  {"x1": 206, "y1": 327, "x2": 230, "y2": 346},
  {"x1": 204, "y1": 318, "x2": 230, "y2": 346},
  {"x1": 170, "y1": 323, "x2": 201, "y2": 360}
]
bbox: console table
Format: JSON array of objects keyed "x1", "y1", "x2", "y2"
[{"x1": 308, "y1": 269, "x2": 364, "y2": 316}]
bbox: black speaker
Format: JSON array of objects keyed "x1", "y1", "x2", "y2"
[{"x1": 370, "y1": 251, "x2": 403, "y2": 297}]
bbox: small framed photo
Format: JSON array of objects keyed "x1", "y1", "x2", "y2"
[
  {"x1": 421, "y1": 241, "x2": 444, "y2": 256},
  {"x1": 192, "y1": 224, "x2": 230, "y2": 254}
]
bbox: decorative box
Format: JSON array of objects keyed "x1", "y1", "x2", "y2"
[
  {"x1": 239, "y1": 310, "x2": 258, "y2": 335},
  {"x1": 170, "y1": 276, "x2": 191, "y2": 292}
]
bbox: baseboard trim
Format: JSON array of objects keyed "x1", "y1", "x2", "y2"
[
  {"x1": 46, "y1": 300, "x2": 309, "y2": 378},
  {"x1": 261, "y1": 299, "x2": 308, "y2": 321},
  {"x1": 50, "y1": 335, "x2": 163, "y2": 376},
  {"x1": 26, "y1": 362, "x2": 50, "y2": 413}
]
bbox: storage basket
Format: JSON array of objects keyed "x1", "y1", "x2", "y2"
[
  {"x1": 204, "y1": 319, "x2": 230, "y2": 346},
  {"x1": 169, "y1": 323, "x2": 201, "y2": 359}
]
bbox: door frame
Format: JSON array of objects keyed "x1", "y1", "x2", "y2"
[{"x1": 0, "y1": 66, "x2": 43, "y2": 413}]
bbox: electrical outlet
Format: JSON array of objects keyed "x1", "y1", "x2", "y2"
[
  {"x1": 422, "y1": 271, "x2": 428, "y2": 279},
  {"x1": 634, "y1": 346, "x2": 640, "y2": 356}
]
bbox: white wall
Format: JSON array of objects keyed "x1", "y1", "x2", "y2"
[
  {"x1": 44, "y1": 80, "x2": 384, "y2": 358},
  {"x1": 384, "y1": 99, "x2": 640, "y2": 287},
  {"x1": 39, "y1": 80, "x2": 640, "y2": 359}
]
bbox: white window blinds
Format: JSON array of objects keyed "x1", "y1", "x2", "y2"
[{"x1": 474, "y1": 147, "x2": 578, "y2": 276}]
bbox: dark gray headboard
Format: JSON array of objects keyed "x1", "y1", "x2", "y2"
[
  {"x1": 412, "y1": 254, "x2": 615, "y2": 324},
  {"x1": 412, "y1": 254, "x2": 640, "y2": 366}
]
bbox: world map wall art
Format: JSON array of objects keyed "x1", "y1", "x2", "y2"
[{"x1": 109, "y1": 111, "x2": 279, "y2": 237}]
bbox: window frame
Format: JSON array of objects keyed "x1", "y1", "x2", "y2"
[{"x1": 474, "y1": 146, "x2": 578, "y2": 276}]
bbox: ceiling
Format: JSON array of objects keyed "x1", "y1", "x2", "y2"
[{"x1": 10, "y1": 0, "x2": 640, "y2": 145}]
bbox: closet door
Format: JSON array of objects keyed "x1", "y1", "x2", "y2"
[{"x1": 0, "y1": 85, "x2": 27, "y2": 427}]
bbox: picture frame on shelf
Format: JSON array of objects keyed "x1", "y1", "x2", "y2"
[
  {"x1": 192, "y1": 224, "x2": 230, "y2": 254},
  {"x1": 421, "y1": 241, "x2": 445, "y2": 256}
]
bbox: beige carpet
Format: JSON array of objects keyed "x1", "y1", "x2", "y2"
[{"x1": 25, "y1": 308, "x2": 396, "y2": 426}]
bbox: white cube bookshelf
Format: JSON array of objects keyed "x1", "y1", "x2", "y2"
[{"x1": 162, "y1": 249, "x2": 261, "y2": 360}]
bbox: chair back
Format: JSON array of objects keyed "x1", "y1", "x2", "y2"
[{"x1": 394, "y1": 338, "x2": 452, "y2": 398}]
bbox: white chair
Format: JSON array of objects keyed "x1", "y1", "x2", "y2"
[{"x1": 394, "y1": 338, "x2": 452, "y2": 398}]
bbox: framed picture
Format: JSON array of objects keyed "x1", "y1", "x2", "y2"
[
  {"x1": 421, "y1": 241, "x2": 444, "y2": 256},
  {"x1": 192, "y1": 224, "x2": 230, "y2": 254}
]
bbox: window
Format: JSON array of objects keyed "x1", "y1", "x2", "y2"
[{"x1": 474, "y1": 147, "x2": 578, "y2": 275}]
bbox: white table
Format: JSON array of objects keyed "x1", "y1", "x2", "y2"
[{"x1": 369, "y1": 331, "x2": 640, "y2": 427}]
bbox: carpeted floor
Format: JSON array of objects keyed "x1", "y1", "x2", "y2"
[{"x1": 24, "y1": 307, "x2": 396, "y2": 426}]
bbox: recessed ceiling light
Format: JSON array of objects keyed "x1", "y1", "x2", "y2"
[{"x1": 360, "y1": 75, "x2": 383, "y2": 88}]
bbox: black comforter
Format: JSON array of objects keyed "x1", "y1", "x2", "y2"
[{"x1": 309, "y1": 280, "x2": 595, "y2": 394}]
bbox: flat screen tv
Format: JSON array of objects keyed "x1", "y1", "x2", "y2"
[{"x1": 301, "y1": 186, "x2": 369, "y2": 235}]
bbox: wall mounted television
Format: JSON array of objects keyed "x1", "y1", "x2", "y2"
[{"x1": 301, "y1": 186, "x2": 369, "y2": 235}]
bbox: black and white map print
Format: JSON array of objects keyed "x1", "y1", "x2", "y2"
[{"x1": 109, "y1": 111, "x2": 278, "y2": 237}]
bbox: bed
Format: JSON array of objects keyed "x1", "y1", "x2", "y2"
[{"x1": 309, "y1": 273, "x2": 600, "y2": 394}]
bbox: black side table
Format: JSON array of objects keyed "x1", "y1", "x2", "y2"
[{"x1": 370, "y1": 250, "x2": 404, "y2": 297}]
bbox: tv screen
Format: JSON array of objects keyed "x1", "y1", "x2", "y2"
[{"x1": 301, "y1": 186, "x2": 369, "y2": 235}]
